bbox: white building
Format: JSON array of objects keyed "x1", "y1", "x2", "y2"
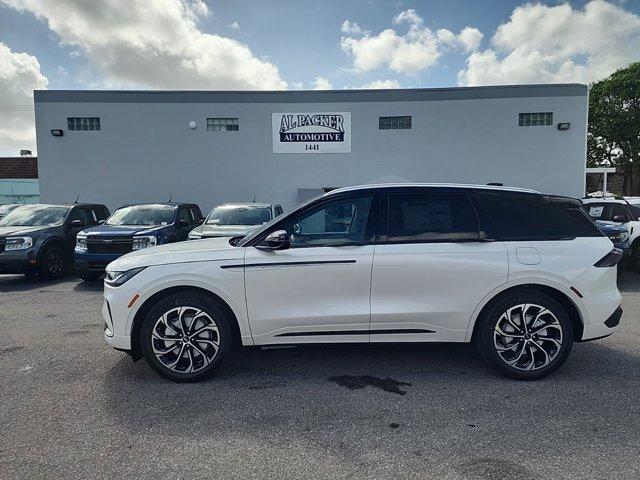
[{"x1": 34, "y1": 84, "x2": 588, "y2": 212}]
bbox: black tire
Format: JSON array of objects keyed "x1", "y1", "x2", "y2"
[
  {"x1": 140, "y1": 290, "x2": 233, "y2": 382},
  {"x1": 475, "y1": 290, "x2": 573, "y2": 380},
  {"x1": 38, "y1": 246, "x2": 66, "y2": 280},
  {"x1": 79, "y1": 273, "x2": 102, "y2": 281},
  {"x1": 631, "y1": 243, "x2": 640, "y2": 271}
]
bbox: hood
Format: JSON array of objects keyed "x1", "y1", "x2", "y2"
[
  {"x1": 192, "y1": 223, "x2": 261, "y2": 238},
  {"x1": 0, "y1": 225, "x2": 54, "y2": 237},
  {"x1": 106, "y1": 236, "x2": 243, "y2": 272},
  {"x1": 81, "y1": 224, "x2": 168, "y2": 236}
]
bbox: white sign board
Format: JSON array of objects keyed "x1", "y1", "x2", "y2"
[{"x1": 272, "y1": 112, "x2": 351, "y2": 154}]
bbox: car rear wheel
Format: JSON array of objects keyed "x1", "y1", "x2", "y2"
[
  {"x1": 476, "y1": 290, "x2": 573, "y2": 380},
  {"x1": 38, "y1": 246, "x2": 65, "y2": 280},
  {"x1": 140, "y1": 291, "x2": 232, "y2": 382}
]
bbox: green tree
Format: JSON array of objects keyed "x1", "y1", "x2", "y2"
[{"x1": 588, "y1": 62, "x2": 640, "y2": 194}]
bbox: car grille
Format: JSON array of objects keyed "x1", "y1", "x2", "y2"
[
  {"x1": 0, "y1": 237, "x2": 5, "y2": 254},
  {"x1": 86, "y1": 236, "x2": 133, "y2": 254}
]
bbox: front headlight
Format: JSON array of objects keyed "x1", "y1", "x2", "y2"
[
  {"x1": 104, "y1": 266, "x2": 146, "y2": 287},
  {"x1": 132, "y1": 235, "x2": 157, "y2": 250},
  {"x1": 5, "y1": 236, "x2": 33, "y2": 251},
  {"x1": 75, "y1": 234, "x2": 87, "y2": 253}
]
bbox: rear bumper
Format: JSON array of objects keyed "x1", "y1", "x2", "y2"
[{"x1": 580, "y1": 306, "x2": 622, "y2": 341}]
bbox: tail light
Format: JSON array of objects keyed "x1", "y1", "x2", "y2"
[{"x1": 594, "y1": 248, "x2": 623, "y2": 268}]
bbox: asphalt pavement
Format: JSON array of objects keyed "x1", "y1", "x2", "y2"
[{"x1": 1, "y1": 272, "x2": 639, "y2": 479}]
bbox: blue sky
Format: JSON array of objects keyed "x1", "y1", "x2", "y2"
[{"x1": 1, "y1": 0, "x2": 640, "y2": 154}]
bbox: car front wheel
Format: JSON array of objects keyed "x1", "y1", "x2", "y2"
[
  {"x1": 476, "y1": 290, "x2": 573, "y2": 380},
  {"x1": 38, "y1": 246, "x2": 66, "y2": 280},
  {"x1": 140, "y1": 291, "x2": 232, "y2": 382}
]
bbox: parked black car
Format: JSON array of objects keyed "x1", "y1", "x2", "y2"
[
  {"x1": 0, "y1": 203, "x2": 110, "y2": 280},
  {"x1": 74, "y1": 203, "x2": 203, "y2": 280}
]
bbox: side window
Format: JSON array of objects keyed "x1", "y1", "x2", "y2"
[
  {"x1": 189, "y1": 207, "x2": 202, "y2": 223},
  {"x1": 275, "y1": 206, "x2": 283, "y2": 217},
  {"x1": 485, "y1": 195, "x2": 601, "y2": 240},
  {"x1": 583, "y1": 203, "x2": 606, "y2": 220},
  {"x1": 69, "y1": 208, "x2": 89, "y2": 226},
  {"x1": 178, "y1": 208, "x2": 190, "y2": 224},
  {"x1": 386, "y1": 194, "x2": 479, "y2": 242},
  {"x1": 609, "y1": 203, "x2": 630, "y2": 222},
  {"x1": 279, "y1": 196, "x2": 372, "y2": 247},
  {"x1": 93, "y1": 207, "x2": 108, "y2": 222}
]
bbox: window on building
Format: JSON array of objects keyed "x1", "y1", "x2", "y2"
[
  {"x1": 518, "y1": 112, "x2": 553, "y2": 127},
  {"x1": 207, "y1": 117, "x2": 239, "y2": 131},
  {"x1": 379, "y1": 116, "x2": 412, "y2": 130},
  {"x1": 67, "y1": 117, "x2": 101, "y2": 131}
]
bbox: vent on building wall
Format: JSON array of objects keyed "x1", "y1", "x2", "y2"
[
  {"x1": 67, "y1": 117, "x2": 101, "y2": 131},
  {"x1": 379, "y1": 116, "x2": 412, "y2": 130},
  {"x1": 207, "y1": 118, "x2": 239, "y2": 131},
  {"x1": 518, "y1": 112, "x2": 553, "y2": 127}
]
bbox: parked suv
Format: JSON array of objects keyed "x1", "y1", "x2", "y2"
[
  {"x1": 0, "y1": 203, "x2": 109, "y2": 279},
  {"x1": 582, "y1": 197, "x2": 640, "y2": 269},
  {"x1": 102, "y1": 184, "x2": 622, "y2": 382},
  {"x1": 75, "y1": 203, "x2": 203, "y2": 280},
  {"x1": 188, "y1": 203, "x2": 283, "y2": 240}
]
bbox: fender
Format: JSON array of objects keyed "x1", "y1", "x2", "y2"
[
  {"x1": 463, "y1": 276, "x2": 586, "y2": 342},
  {"x1": 38, "y1": 234, "x2": 67, "y2": 260},
  {"x1": 124, "y1": 273, "x2": 254, "y2": 346}
]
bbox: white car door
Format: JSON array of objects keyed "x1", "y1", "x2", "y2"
[
  {"x1": 370, "y1": 192, "x2": 508, "y2": 343},
  {"x1": 244, "y1": 195, "x2": 375, "y2": 344}
]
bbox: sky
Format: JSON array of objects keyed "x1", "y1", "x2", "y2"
[{"x1": 1, "y1": 0, "x2": 640, "y2": 155}]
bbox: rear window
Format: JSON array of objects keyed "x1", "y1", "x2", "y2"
[{"x1": 482, "y1": 194, "x2": 601, "y2": 240}]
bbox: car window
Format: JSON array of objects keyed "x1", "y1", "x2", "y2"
[
  {"x1": 386, "y1": 194, "x2": 479, "y2": 242},
  {"x1": 178, "y1": 208, "x2": 190, "y2": 224},
  {"x1": 93, "y1": 207, "x2": 108, "y2": 222},
  {"x1": 583, "y1": 202, "x2": 629, "y2": 222},
  {"x1": 189, "y1": 207, "x2": 202, "y2": 223},
  {"x1": 69, "y1": 208, "x2": 89, "y2": 225},
  {"x1": 206, "y1": 206, "x2": 272, "y2": 226},
  {"x1": 279, "y1": 196, "x2": 372, "y2": 247},
  {"x1": 0, "y1": 205, "x2": 70, "y2": 227},
  {"x1": 275, "y1": 206, "x2": 283, "y2": 217},
  {"x1": 106, "y1": 205, "x2": 175, "y2": 226},
  {"x1": 485, "y1": 195, "x2": 601, "y2": 240}
]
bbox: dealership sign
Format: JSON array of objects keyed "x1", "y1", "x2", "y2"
[{"x1": 272, "y1": 112, "x2": 351, "y2": 153}]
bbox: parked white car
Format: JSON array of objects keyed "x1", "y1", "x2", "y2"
[
  {"x1": 102, "y1": 184, "x2": 622, "y2": 382},
  {"x1": 582, "y1": 197, "x2": 640, "y2": 269},
  {"x1": 188, "y1": 203, "x2": 283, "y2": 240}
]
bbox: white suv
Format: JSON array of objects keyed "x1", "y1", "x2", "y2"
[
  {"x1": 102, "y1": 184, "x2": 622, "y2": 382},
  {"x1": 582, "y1": 197, "x2": 640, "y2": 269}
]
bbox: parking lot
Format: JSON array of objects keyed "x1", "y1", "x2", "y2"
[{"x1": 0, "y1": 272, "x2": 638, "y2": 479}]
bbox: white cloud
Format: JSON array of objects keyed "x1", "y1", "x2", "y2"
[
  {"x1": 341, "y1": 9, "x2": 481, "y2": 74},
  {"x1": 312, "y1": 76, "x2": 332, "y2": 90},
  {"x1": 458, "y1": 0, "x2": 640, "y2": 85},
  {"x1": 0, "y1": 43, "x2": 48, "y2": 155},
  {"x1": 361, "y1": 79, "x2": 401, "y2": 89},
  {"x1": 341, "y1": 20, "x2": 366, "y2": 36},
  {"x1": 228, "y1": 21, "x2": 240, "y2": 31},
  {"x1": 2, "y1": 0, "x2": 287, "y2": 90}
]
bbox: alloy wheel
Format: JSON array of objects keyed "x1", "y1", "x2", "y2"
[
  {"x1": 151, "y1": 306, "x2": 220, "y2": 374},
  {"x1": 47, "y1": 250, "x2": 64, "y2": 276},
  {"x1": 493, "y1": 303, "x2": 563, "y2": 371}
]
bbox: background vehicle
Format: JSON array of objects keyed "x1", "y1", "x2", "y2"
[
  {"x1": 102, "y1": 184, "x2": 621, "y2": 383},
  {"x1": 0, "y1": 204, "x2": 21, "y2": 220},
  {"x1": 188, "y1": 202, "x2": 283, "y2": 240},
  {"x1": 0, "y1": 203, "x2": 109, "y2": 280},
  {"x1": 595, "y1": 220, "x2": 630, "y2": 270},
  {"x1": 582, "y1": 197, "x2": 640, "y2": 269},
  {"x1": 74, "y1": 203, "x2": 203, "y2": 280}
]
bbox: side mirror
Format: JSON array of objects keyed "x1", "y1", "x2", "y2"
[
  {"x1": 197, "y1": 218, "x2": 204, "y2": 225},
  {"x1": 70, "y1": 218, "x2": 85, "y2": 228},
  {"x1": 256, "y1": 230, "x2": 290, "y2": 251},
  {"x1": 98, "y1": 219, "x2": 105, "y2": 225},
  {"x1": 612, "y1": 215, "x2": 628, "y2": 223}
]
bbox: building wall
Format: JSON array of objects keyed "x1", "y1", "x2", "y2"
[
  {"x1": 35, "y1": 86, "x2": 588, "y2": 213},
  {"x1": 0, "y1": 179, "x2": 39, "y2": 204}
]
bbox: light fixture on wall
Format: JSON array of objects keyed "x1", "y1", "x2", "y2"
[
  {"x1": 557, "y1": 122, "x2": 571, "y2": 131},
  {"x1": 188, "y1": 121, "x2": 197, "y2": 129},
  {"x1": 51, "y1": 129, "x2": 64, "y2": 137}
]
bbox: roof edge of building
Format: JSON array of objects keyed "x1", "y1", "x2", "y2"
[{"x1": 34, "y1": 83, "x2": 587, "y2": 104}]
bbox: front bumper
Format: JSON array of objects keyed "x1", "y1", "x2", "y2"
[
  {"x1": 0, "y1": 249, "x2": 38, "y2": 274},
  {"x1": 74, "y1": 252, "x2": 122, "y2": 273}
]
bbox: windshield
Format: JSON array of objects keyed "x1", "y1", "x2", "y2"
[
  {"x1": 106, "y1": 205, "x2": 175, "y2": 226},
  {"x1": 0, "y1": 204, "x2": 19, "y2": 215},
  {"x1": 206, "y1": 206, "x2": 271, "y2": 226},
  {"x1": 0, "y1": 205, "x2": 70, "y2": 227}
]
